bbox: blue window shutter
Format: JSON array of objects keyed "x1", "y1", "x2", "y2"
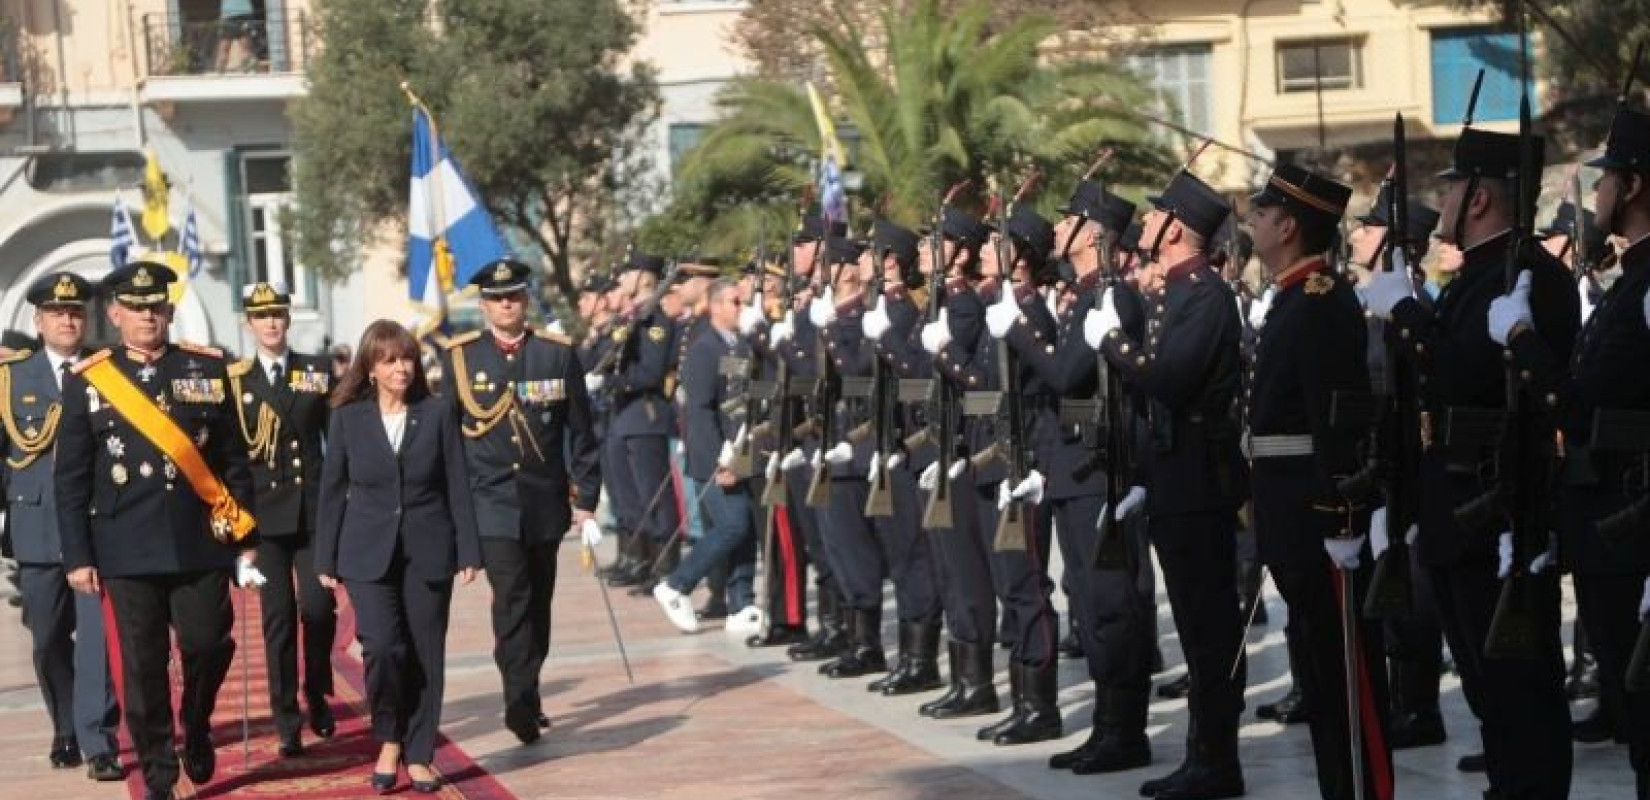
[{"x1": 1431, "y1": 27, "x2": 1533, "y2": 124}]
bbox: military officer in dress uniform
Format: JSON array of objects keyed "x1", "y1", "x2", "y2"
[
  {"x1": 1247, "y1": 165, "x2": 1393, "y2": 800},
  {"x1": 991, "y1": 181, "x2": 1158, "y2": 773},
  {"x1": 228, "y1": 281, "x2": 336, "y2": 758},
  {"x1": 599, "y1": 253, "x2": 680, "y2": 591},
  {"x1": 1084, "y1": 171, "x2": 1249, "y2": 800},
  {"x1": 1347, "y1": 183, "x2": 1453, "y2": 753},
  {"x1": 443, "y1": 258, "x2": 601, "y2": 745},
  {"x1": 2, "y1": 272, "x2": 123, "y2": 781},
  {"x1": 57, "y1": 259, "x2": 257, "y2": 800},
  {"x1": 1487, "y1": 105, "x2": 1650, "y2": 798},
  {"x1": 1366, "y1": 126, "x2": 1579, "y2": 800},
  {"x1": 860, "y1": 219, "x2": 945, "y2": 696},
  {"x1": 916, "y1": 206, "x2": 1004, "y2": 721}
]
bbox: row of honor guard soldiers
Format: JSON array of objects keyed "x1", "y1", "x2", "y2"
[
  {"x1": 572, "y1": 97, "x2": 1650, "y2": 800},
  {"x1": 6, "y1": 254, "x2": 602, "y2": 799}
]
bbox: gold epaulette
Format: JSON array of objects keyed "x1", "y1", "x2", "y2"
[
  {"x1": 177, "y1": 341, "x2": 224, "y2": 359},
  {"x1": 72, "y1": 349, "x2": 113, "y2": 375},
  {"x1": 227, "y1": 358, "x2": 254, "y2": 378},
  {"x1": 0, "y1": 348, "x2": 31, "y2": 366},
  {"x1": 442, "y1": 330, "x2": 483, "y2": 349},
  {"x1": 536, "y1": 329, "x2": 572, "y2": 346}
]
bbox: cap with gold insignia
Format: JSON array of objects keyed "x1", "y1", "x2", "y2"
[
  {"x1": 673, "y1": 257, "x2": 722, "y2": 282},
  {"x1": 471, "y1": 258, "x2": 532, "y2": 296},
  {"x1": 242, "y1": 280, "x2": 291, "y2": 313},
  {"x1": 621, "y1": 248, "x2": 667, "y2": 279},
  {"x1": 1250, "y1": 163, "x2": 1352, "y2": 232},
  {"x1": 103, "y1": 256, "x2": 177, "y2": 307},
  {"x1": 26, "y1": 272, "x2": 93, "y2": 308}
]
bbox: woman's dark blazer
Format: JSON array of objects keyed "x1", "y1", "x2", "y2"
[{"x1": 314, "y1": 395, "x2": 482, "y2": 582}]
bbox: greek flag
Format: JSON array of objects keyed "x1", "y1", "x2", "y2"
[
  {"x1": 806, "y1": 83, "x2": 848, "y2": 224},
  {"x1": 407, "y1": 106, "x2": 509, "y2": 337},
  {"x1": 182, "y1": 204, "x2": 204, "y2": 278},
  {"x1": 110, "y1": 194, "x2": 136, "y2": 270}
]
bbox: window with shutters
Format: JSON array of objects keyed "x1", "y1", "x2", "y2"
[{"x1": 1276, "y1": 38, "x2": 1363, "y2": 94}]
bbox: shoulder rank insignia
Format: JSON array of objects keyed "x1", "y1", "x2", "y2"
[
  {"x1": 1304, "y1": 272, "x2": 1334, "y2": 296},
  {"x1": 227, "y1": 359, "x2": 254, "y2": 379},
  {"x1": 177, "y1": 341, "x2": 224, "y2": 359},
  {"x1": 0, "y1": 348, "x2": 31, "y2": 366},
  {"x1": 612, "y1": 326, "x2": 629, "y2": 343},
  {"x1": 442, "y1": 330, "x2": 482, "y2": 349},
  {"x1": 72, "y1": 349, "x2": 113, "y2": 375},
  {"x1": 536, "y1": 329, "x2": 572, "y2": 346},
  {"x1": 647, "y1": 325, "x2": 667, "y2": 343}
]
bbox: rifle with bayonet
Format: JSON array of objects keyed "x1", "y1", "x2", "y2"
[
  {"x1": 858, "y1": 262, "x2": 897, "y2": 517},
  {"x1": 909, "y1": 181, "x2": 972, "y2": 529},
  {"x1": 1483, "y1": 18, "x2": 1544, "y2": 659},
  {"x1": 728, "y1": 225, "x2": 771, "y2": 480},
  {"x1": 802, "y1": 233, "x2": 840, "y2": 509},
  {"x1": 1362, "y1": 115, "x2": 1422, "y2": 619}
]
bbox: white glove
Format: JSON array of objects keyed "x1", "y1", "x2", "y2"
[
  {"x1": 920, "y1": 309, "x2": 952, "y2": 354},
  {"x1": 770, "y1": 310, "x2": 795, "y2": 346},
  {"x1": 996, "y1": 479, "x2": 1013, "y2": 510},
  {"x1": 579, "y1": 518, "x2": 604, "y2": 549},
  {"x1": 1043, "y1": 287, "x2": 1060, "y2": 323},
  {"x1": 764, "y1": 452, "x2": 779, "y2": 484},
  {"x1": 887, "y1": 452, "x2": 904, "y2": 470},
  {"x1": 236, "y1": 558, "x2": 267, "y2": 589},
  {"x1": 1529, "y1": 531, "x2": 1559, "y2": 575},
  {"x1": 1579, "y1": 277, "x2": 1597, "y2": 325},
  {"x1": 1364, "y1": 266, "x2": 1415, "y2": 319},
  {"x1": 584, "y1": 373, "x2": 606, "y2": 393},
  {"x1": 1010, "y1": 470, "x2": 1045, "y2": 505},
  {"x1": 674, "y1": 439, "x2": 684, "y2": 456},
  {"x1": 823, "y1": 442, "x2": 853, "y2": 465},
  {"x1": 867, "y1": 451, "x2": 880, "y2": 483},
  {"x1": 1497, "y1": 531, "x2": 1515, "y2": 579},
  {"x1": 918, "y1": 462, "x2": 939, "y2": 491},
  {"x1": 947, "y1": 458, "x2": 967, "y2": 480},
  {"x1": 1115, "y1": 485, "x2": 1146, "y2": 519},
  {"x1": 1370, "y1": 506, "x2": 1390, "y2": 560},
  {"x1": 739, "y1": 292, "x2": 766, "y2": 335},
  {"x1": 780, "y1": 447, "x2": 806, "y2": 471},
  {"x1": 810, "y1": 449, "x2": 822, "y2": 470},
  {"x1": 1639, "y1": 576, "x2": 1650, "y2": 621},
  {"x1": 717, "y1": 441, "x2": 736, "y2": 469},
  {"x1": 731, "y1": 423, "x2": 748, "y2": 449},
  {"x1": 863, "y1": 295, "x2": 892, "y2": 339},
  {"x1": 1248, "y1": 287, "x2": 1275, "y2": 332},
  {"x1": 986, "y1": 281, "x2": 1019, "y2": 338},
  {"x1": 808, "y1": 292, "x2": 836, "y2": 327},
  {"x1": 1488, "y1": 270, "x2": 1534, "y2": 346},
  {"x1": 1324, "y1": 536, "x2": 1366, "y2": 570},
  {"x1": 1083, "y1": 288, "x2": 1120, "y2": 349}
]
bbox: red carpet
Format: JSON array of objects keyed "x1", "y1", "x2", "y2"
[{"x1": 108, "y1": 587, "x2": 519, "y2": 799}]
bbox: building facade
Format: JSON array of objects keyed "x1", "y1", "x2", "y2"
[{"x1": 0, "y1": 0, "x2": 360, "y2": 356}]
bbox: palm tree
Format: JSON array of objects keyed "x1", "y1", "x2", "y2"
[{"x1": 640, "y1": 0, "x2": 1173, "y2": 255}]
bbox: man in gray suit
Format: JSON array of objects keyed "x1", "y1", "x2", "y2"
[{"x1": 1, "y1": 272, "x2": 122, "y2": 780}]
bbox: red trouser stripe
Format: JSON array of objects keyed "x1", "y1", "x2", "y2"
[
  {"x1": 1331, "y1": 567, "x2": 1396, "y2": 800},
  {"x1": 775, "y1": 506, "x2": 803, "y2": 625},
  {"x1": 99, "y1": 590, "x2": 127, "y2": 710}
]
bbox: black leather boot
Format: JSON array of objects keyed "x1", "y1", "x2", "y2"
[
  {"x1": 788, "y1": 591, "x2": 849, "y2": 661},
  {"x1": 1573, "y1": 699, "x2": 1628, "y2": 744},
  {"x1": 747, "y1": 624, "x2": 811, "y2": 648},
  {"x1": 1059, "y1": 614, "x2": 1085, "y2": 659},
  {"x1": 1072, "y1": 685, "x2": 1151, "y2": 774},
  {"x1": 595, "y1": 531, "x2": 633, "y2": 579},
  {"x1": 607, "y1": 535, "x2": 654, "y2": 587},
  {"x1": 992, "y1": 663, "x2": 1062, "y2": 746},
  {"x1": 928, "y1": 641, "x2": 1000, "y2": 719},
  {"x1": 1388, "y1": 660, "x2": 1446, "y2": 749},
  {"x1": 824, "y1": 608, "x2": 888, "y2": 678},
  {"x1": 1146, "y1": 723, "x2": 1243, "y2": 800},
  {"x1": 868, "y1": 620, "x2": 914, "y2": 693},
  {"x1": 1156, "y1": 673, "x2": 1191, "y2": 699},
  {"x1": 629, "y1": 537, "x2": 681, "y2": 596},
  {"x1": 1255, "y1": 681, "x2": 1311, "y2": 724},
  {"x1": 976, "y1": 662, "x2": 1025, "y2": 740},
  {"x1": 919, "y1": 640, "x2": 966, "y2": 717},
  {"x1": 697, "y1": 558, "x2": 730, "y2": 620},
  {"x1": 882, "y1": 619, "x2": 944, "y2": 695}
]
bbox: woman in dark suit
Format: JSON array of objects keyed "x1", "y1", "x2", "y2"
[{"x1": 315, "y1": 320, "x2": 481, "y2": 793}]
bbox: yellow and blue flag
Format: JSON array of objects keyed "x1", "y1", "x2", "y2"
[{"x1": 407, "y1": 106, "x2": 508, "y2": 338}]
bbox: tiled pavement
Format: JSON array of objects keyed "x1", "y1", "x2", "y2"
[{"x1": 0, "y1": 541, "x2": 1634, "y2": 799}]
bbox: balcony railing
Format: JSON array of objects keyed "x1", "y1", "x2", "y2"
[{"x1": 142, "y1": 10, "x2": 312, "y2": 78}]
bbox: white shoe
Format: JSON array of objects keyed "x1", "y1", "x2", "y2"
[
  {"x1": 725, "y1": 605, "x2": 765, "y2": 635},
  {"x1": 653, "y1": 582, "x2": 699, "y2": 633}
]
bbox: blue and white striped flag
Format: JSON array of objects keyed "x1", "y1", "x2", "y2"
[
  {"x1": 182, "y1": 203, "x2": 204, "y2": 278},
  {"x1": 406, "y1": 106, "x2": 509, "y2": 338},
  {"x1": 110, "y1": 194, "x2": 136, "y2": 270}
]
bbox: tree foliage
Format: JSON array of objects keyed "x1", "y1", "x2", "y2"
[
  {"x1": 640, "y1": 0, "x2": 1174, "y2": 256},
  {"x1": 291, "y1": 0, "x2": 659, "y2": 299}
]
